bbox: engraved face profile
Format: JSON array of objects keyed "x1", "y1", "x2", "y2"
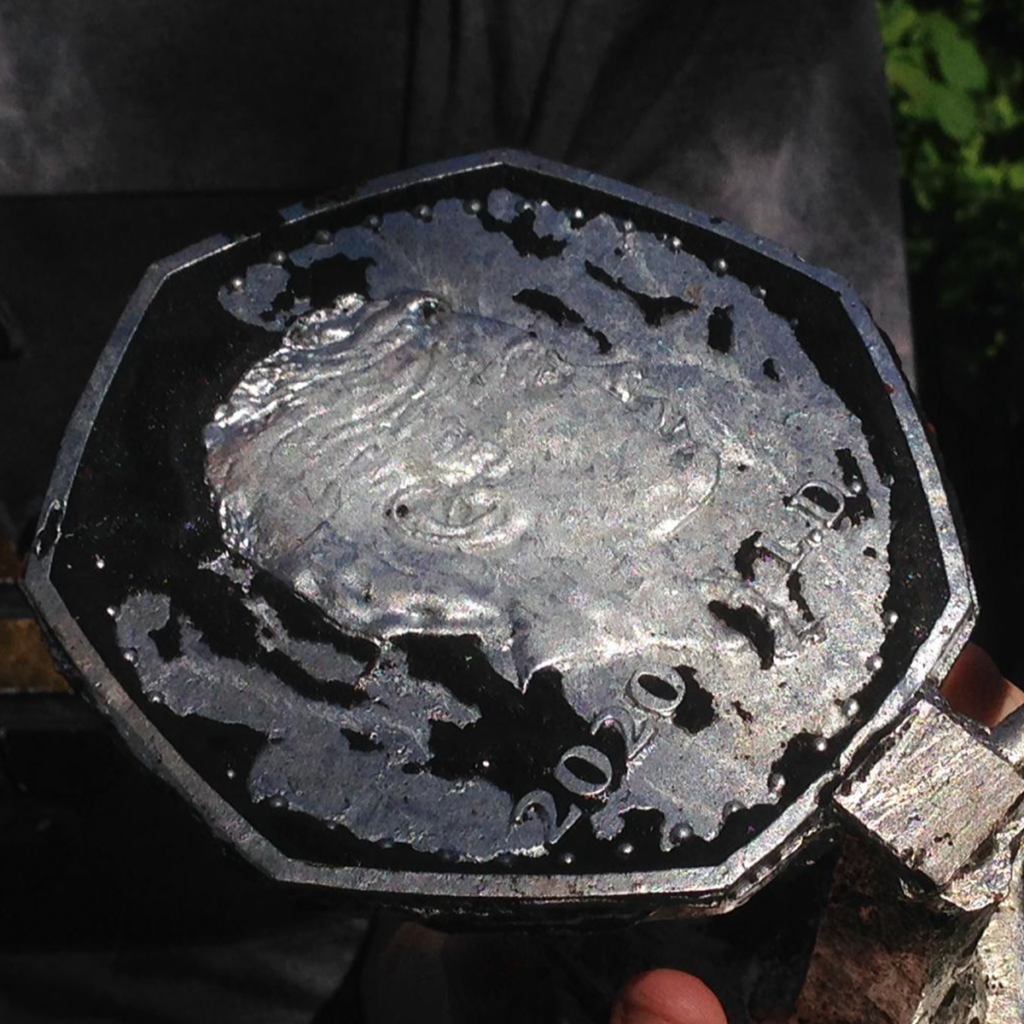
[
  {"x1": 204, "y1": 289, "x2": 721, "y2": 682},
  {"x1": 195, "y1": 192, "x2": 894, "y2": 852},
  {"x1": 30, "y1": 156, "x2": 951, "y2": 900}
]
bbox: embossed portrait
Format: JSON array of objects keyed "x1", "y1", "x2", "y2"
[
  {"x1": 157, "y1": 195, "x2": 893, "y2": 855},
  {"x1": 204, "y1": 289, "x2": 721, "y2": 683}
]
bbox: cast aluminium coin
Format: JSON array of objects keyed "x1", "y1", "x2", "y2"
[{"x1": 23, "y1": 152, "x2": 972, "y2": 919}]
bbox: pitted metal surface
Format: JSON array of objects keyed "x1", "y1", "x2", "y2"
[
  {"x1": 836, "y1": 696, "x2": 1024, "y2": 896},
  {"x1": 148, "y1": 189, "x2": 895, "y2": 856},
  {"x1": 23, "y1": 152, "x2": 973, "y2": 913}
]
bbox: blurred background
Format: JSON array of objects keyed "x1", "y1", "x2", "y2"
[
  {"x1": 0, "y1": 2, "x2": 1019, "y2": 1021},
  {"x1": 878, "y1": 0, "x2": 1024, "y2": 682}
]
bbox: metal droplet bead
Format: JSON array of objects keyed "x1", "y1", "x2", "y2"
[
  {"x1": 515, "y1": 199, "x2": 533, "y2": 215},
  {"x1": 751, "y1": 285, "x2": 767, "y2": 300},
  {"x1": 812, "y1": 736, "x2": 828, "y2": 753},
  {"x1": 269, "y1": 794, "x2": 288, "y2": 810},
  {"x1": 668, "y1": 236, "x2": 683, "y2": 251},
  {"x1": 366, "y1": 213, "x2": 382, "y2": 230},
  {"x1": 849, "y1": 479, "x2": 864, "y2": 495},
  {"x1": 94, "y1": 556, "x2": 105, "y2": 569},
  {"x1": 768, "y1": 772, "x2": 786, "y2": 794},
  {"x1": 464, "y1": 199, "x2": 483, "y2": 214},
  {"x1": 622, "y1": 219, "x2": 634, "y2": 233},
  {"x1": 746, "y1": 866, "x2": 767, "y2": 886},
  {"x1": 670, "y1": 822, "x2": 694, "y2": 844},
  {"x1": 808, "y1": 529, "x2": 824, "y2": 545},
  {"x1": 723, "y1": 799, "x2": 744, "y2": 817},
  {"x1": 560, "y1": 851, "x2": 576, "y2": 866},
  {"x1": 226, "y1": 768, "x2": 237, "y2": 780},
  {"x1": 713, "y1": 257, "x2": 728, "y2": 276},
  {"x1": 616, "y1": 842, "x2": 635, "y2": 859},
  {"x1": 229, "y1": 276, "x2": 245, "y2": 291},
  {"x1": 123, "y1": 649, "x2": 137, "y2": 664},
  {"x1": 106, "y1": 606, "x2": 116, "y2": 618},
  {"x1": 415, "y1": 204, "x2": 432, "y2": 221},
  {"x1": 867, "y1": 654, "x2": 884, "y2": 672},
  {"x1": 883, "y1": 610, "x2": 899, "y2": 627},
  {"x1": 149, "y1": 692, "x2": 163, "y2": 704},
  {"x1": 269, "y1": 250, "x2": 287, "y2": 266},
  {"x1": 842, "y1": 697, "x2": 861, "y2": 719},
  {"x1": 570, "y1": 208, "x2": 585, "y2": 225}
]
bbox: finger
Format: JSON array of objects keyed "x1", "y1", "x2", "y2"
[
  {"x1": 941, "y1": 642, "x2": 1024, "y2": 727},
  {"x1": 611, "y1": 969, "x2": 727, "y2": 1024}
]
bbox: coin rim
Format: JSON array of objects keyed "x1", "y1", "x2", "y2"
[{"x1": 22, "y1": 150, "x2": 975, "y2": 912}]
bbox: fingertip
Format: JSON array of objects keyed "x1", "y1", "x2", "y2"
[
  {"x1": 612, "y1": 968, "x2": 728, "y2": 1024},
  {"x1": 942, "y1": 642, "x2": 1024, "y2": 727}
]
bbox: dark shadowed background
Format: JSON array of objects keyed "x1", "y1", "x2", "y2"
[
  {"x1": 0, "y1": 2, "x2": 1019, "y2": 1022},
  {"x1": 877, "y1": 0, "x2": 1024, "y2": 681}
]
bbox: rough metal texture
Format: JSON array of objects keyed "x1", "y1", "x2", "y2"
[
  {"x1": 22, "y1": 152, "x2": 973, "y2": 915},
  {"x1": 185, "y1": 189, "x2": 894, "y2": 858},
  {"x1": 977, "y1": 849, "x2": 1024, "y2": 1024},
  {"x1": 792, "y1": 832, "x2": 1024, "y2": 1024},
  {"x1": 993, "y1": 701, "x2": 1024, "y2": 767},
  {"x1": 836, "y1": 696, "x2": 1024, "y2": 892},
  {"x1": 943, "y1": 804, "x2": 1024, "y2": 915},
  {"x1": 793, "y1": 838, "x2": 992, "y2": 1024}
]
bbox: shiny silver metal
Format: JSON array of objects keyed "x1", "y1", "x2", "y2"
[
  {"x1": 836, "y1": 694, "x2": 1024, "y2": 904},
  {"x1": 22, "y1": 151, "x2": 978, "y2": 923}
]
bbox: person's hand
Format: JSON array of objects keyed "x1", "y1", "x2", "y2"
[
  {"x1": 939, "y1": 641, "x2": 1024, "y2": 727},
  {"x1": 609, "y1": 970, "x2": 727, "y2": 1024},
  {"x1": 360, "y1": 642, "x2": 1023, "y2": 1024},
  {"x1": 359, "y1": 918, "x2": 730, "y2": 1024}
]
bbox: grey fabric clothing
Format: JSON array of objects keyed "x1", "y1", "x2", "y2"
[
  {"x1": 0, "y1": 3, "x2": 913, "y2": 1021},
  {"x1": 0, "y1": 0, "x2": 913, "y2": 371}
]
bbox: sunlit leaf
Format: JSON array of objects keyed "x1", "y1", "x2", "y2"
[
  {"x1": 992, "y1": 94, "x2": 1021, "y2": 130},
  {"x1": 887, "y1": 59, "x2": 938, "y2": 109},
  {"x1": 928, "y1": 14, "x2": 988, "y2": 91},
  {"x1": 933, "y1": 86, "x2": 978, "y2": 142},
  {"x1": 878, "y1": 0, "x2": 1024, "y2": 379},
  {"x1": 879, "y1": 0, "x2": 919, "y2": 46}
]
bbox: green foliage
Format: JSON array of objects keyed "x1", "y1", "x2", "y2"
[
  {"x1": 879, "y1": 3, "x2": 1024, "y2": 672},
  {"x1": 878, "y1": 0, "x2": 1024, "y2": 398},
  {"x1": 880, "y1": 1, "x2": 1023, "y2": 200}
]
